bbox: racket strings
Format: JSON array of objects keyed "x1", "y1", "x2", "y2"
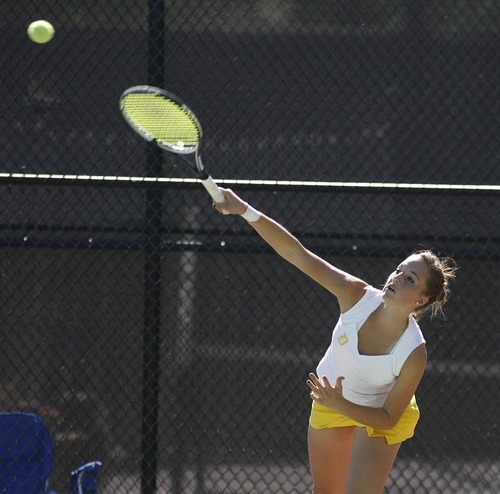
[{"x1": 121, "y1": 93, "x2": 200, "y2": 152}]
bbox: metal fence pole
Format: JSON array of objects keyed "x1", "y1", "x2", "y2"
[{"x1": 141, "y1": 1, "x2": 166, "y2": 494}]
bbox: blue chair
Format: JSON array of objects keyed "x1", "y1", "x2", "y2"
[
  {"x1": 0, "y1": 412, "x2": 101, "y2": 494},
  {"x1": 68, "y1": 462, "x2": 102, "y2": 494}
]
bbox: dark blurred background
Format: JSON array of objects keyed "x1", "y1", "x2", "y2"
[{"x1": 0, "y1": 1, "x2": 498, "y2": 493}]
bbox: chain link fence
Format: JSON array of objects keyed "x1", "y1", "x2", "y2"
[{"x1": 0, "y1": 1, "x2": 499, "y2": 493}]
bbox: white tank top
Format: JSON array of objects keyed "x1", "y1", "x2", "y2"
[{"x1": 316, "y1": 285, "x2": 425, "y2": 408}]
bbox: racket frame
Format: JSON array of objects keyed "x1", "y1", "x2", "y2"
[{"x1": 120, "y1": 85, "x2": 225, "y2": 204}]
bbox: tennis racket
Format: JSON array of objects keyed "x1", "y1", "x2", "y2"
[{"x1": 119, "y1": 85, "x2": 225, "y2": 205}]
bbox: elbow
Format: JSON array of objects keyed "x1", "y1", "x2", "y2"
[
  {"x1": 379, "y1": 409, "x2": 400, "y2": 430},
  {"x1": 385, "y1": 418, "x2": 400, "y2": 430}
]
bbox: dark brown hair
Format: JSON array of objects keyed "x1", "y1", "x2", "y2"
[{"x1": 413, "y1": 250, "x2": 457, "y2": 320}]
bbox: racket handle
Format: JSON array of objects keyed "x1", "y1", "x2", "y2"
[
  {"x1": 201, "y1": 176, "x2": 229, "y2": 214},
  {"x1": 201, "y1": 176, "x2": 225, "y2": 204}
]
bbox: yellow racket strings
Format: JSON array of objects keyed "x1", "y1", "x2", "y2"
[{"x1": 122, "y1": 93, "x2": 199, "y2": 151}]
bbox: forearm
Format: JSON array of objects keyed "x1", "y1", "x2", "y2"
[
  {"x1": 213, "y1": 189, "x2": 303, "y2": 261},
  {"x1": 335, "y1": 398, "x2": 396, "y2": 430},
  {"x1": 247, "y1": 213, "x2": 305, "y2": 262},
  {"x1": 214, "y1": 189, "x2": 321, "y2": 278}
]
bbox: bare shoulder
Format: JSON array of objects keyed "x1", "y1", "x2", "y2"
[
  {"x1": 337, "y1": 279, "x2": 370, "y2": 313},
  {"x1": 401, "y1": 344, "x2": 428, "y2": 377}
]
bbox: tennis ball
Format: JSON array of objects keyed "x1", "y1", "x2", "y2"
[{"x1": 27, "y1": 20, "x2": 55, "y2": 44}]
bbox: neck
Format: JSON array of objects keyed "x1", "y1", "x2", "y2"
[{"x1": 376, "y1": 303, "x2": 411, "y2": 334}]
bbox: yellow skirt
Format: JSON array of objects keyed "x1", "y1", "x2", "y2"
[{"x1": 309, "y1": 396, "x2": 420, "y2": 445}]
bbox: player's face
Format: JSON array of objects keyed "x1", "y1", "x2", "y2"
[{"x1": 383, "y1": 255, "x2": 430, "y2": 310}]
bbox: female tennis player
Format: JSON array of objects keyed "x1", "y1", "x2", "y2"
[{"x1": 213, "y1": 188, "x2": 456, "y2": 494}]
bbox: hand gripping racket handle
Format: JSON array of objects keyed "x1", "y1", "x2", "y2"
[
  {"x1": 201, "y1": 177, "x2": 229, "y2": 215},
  {"x1": 200, "y1": 175, "x2": 226, "y2": 204}
]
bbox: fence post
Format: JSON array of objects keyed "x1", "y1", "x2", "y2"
[{"x1": 141, "y1": 1, "x2": 166, "y2": 494}]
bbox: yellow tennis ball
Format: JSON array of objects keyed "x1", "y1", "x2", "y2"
[{"x1": 27, "y1": 20, "x2": 55, "y2": 44}]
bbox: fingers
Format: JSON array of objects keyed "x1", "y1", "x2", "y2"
[
  {"x1": 211, "y1": 189, "x2": 229, "y2": 213},
  {"x1": 307, "y1": 373, "x2": 321, "y2": 387},
  {"x1": 306, "y1": 373, "x2": 327, "y2": 399},
  {"x1": 306, "y1": 375, "x2": 320, "y2": 401},
  {"x1": 306, "y1": 373, "x2": 344, "y2": 392},
  {"x1": 211, "y1": 188, "x2": 247, "y2": 215},
  {"x1": 306, "y1": 374, "x2": 319, "y2": 399},
  {"x1": 307, "y1": 373, "x2": 331, "y2": 403},
  {"x1": 306, "y1": 373, "x2": 345, "y2": 409}
]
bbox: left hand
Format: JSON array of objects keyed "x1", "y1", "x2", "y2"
[{"x1": 307, "y1": 373, "x2": 345, "y2": 411}]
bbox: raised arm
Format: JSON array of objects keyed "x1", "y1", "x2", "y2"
[{"x1": 215, "y1": 189, "x2": 367, "y2": 313}]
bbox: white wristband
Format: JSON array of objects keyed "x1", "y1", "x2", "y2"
[{"x1": 240, "y1": 203, "x2": 261, "y2": 223}]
